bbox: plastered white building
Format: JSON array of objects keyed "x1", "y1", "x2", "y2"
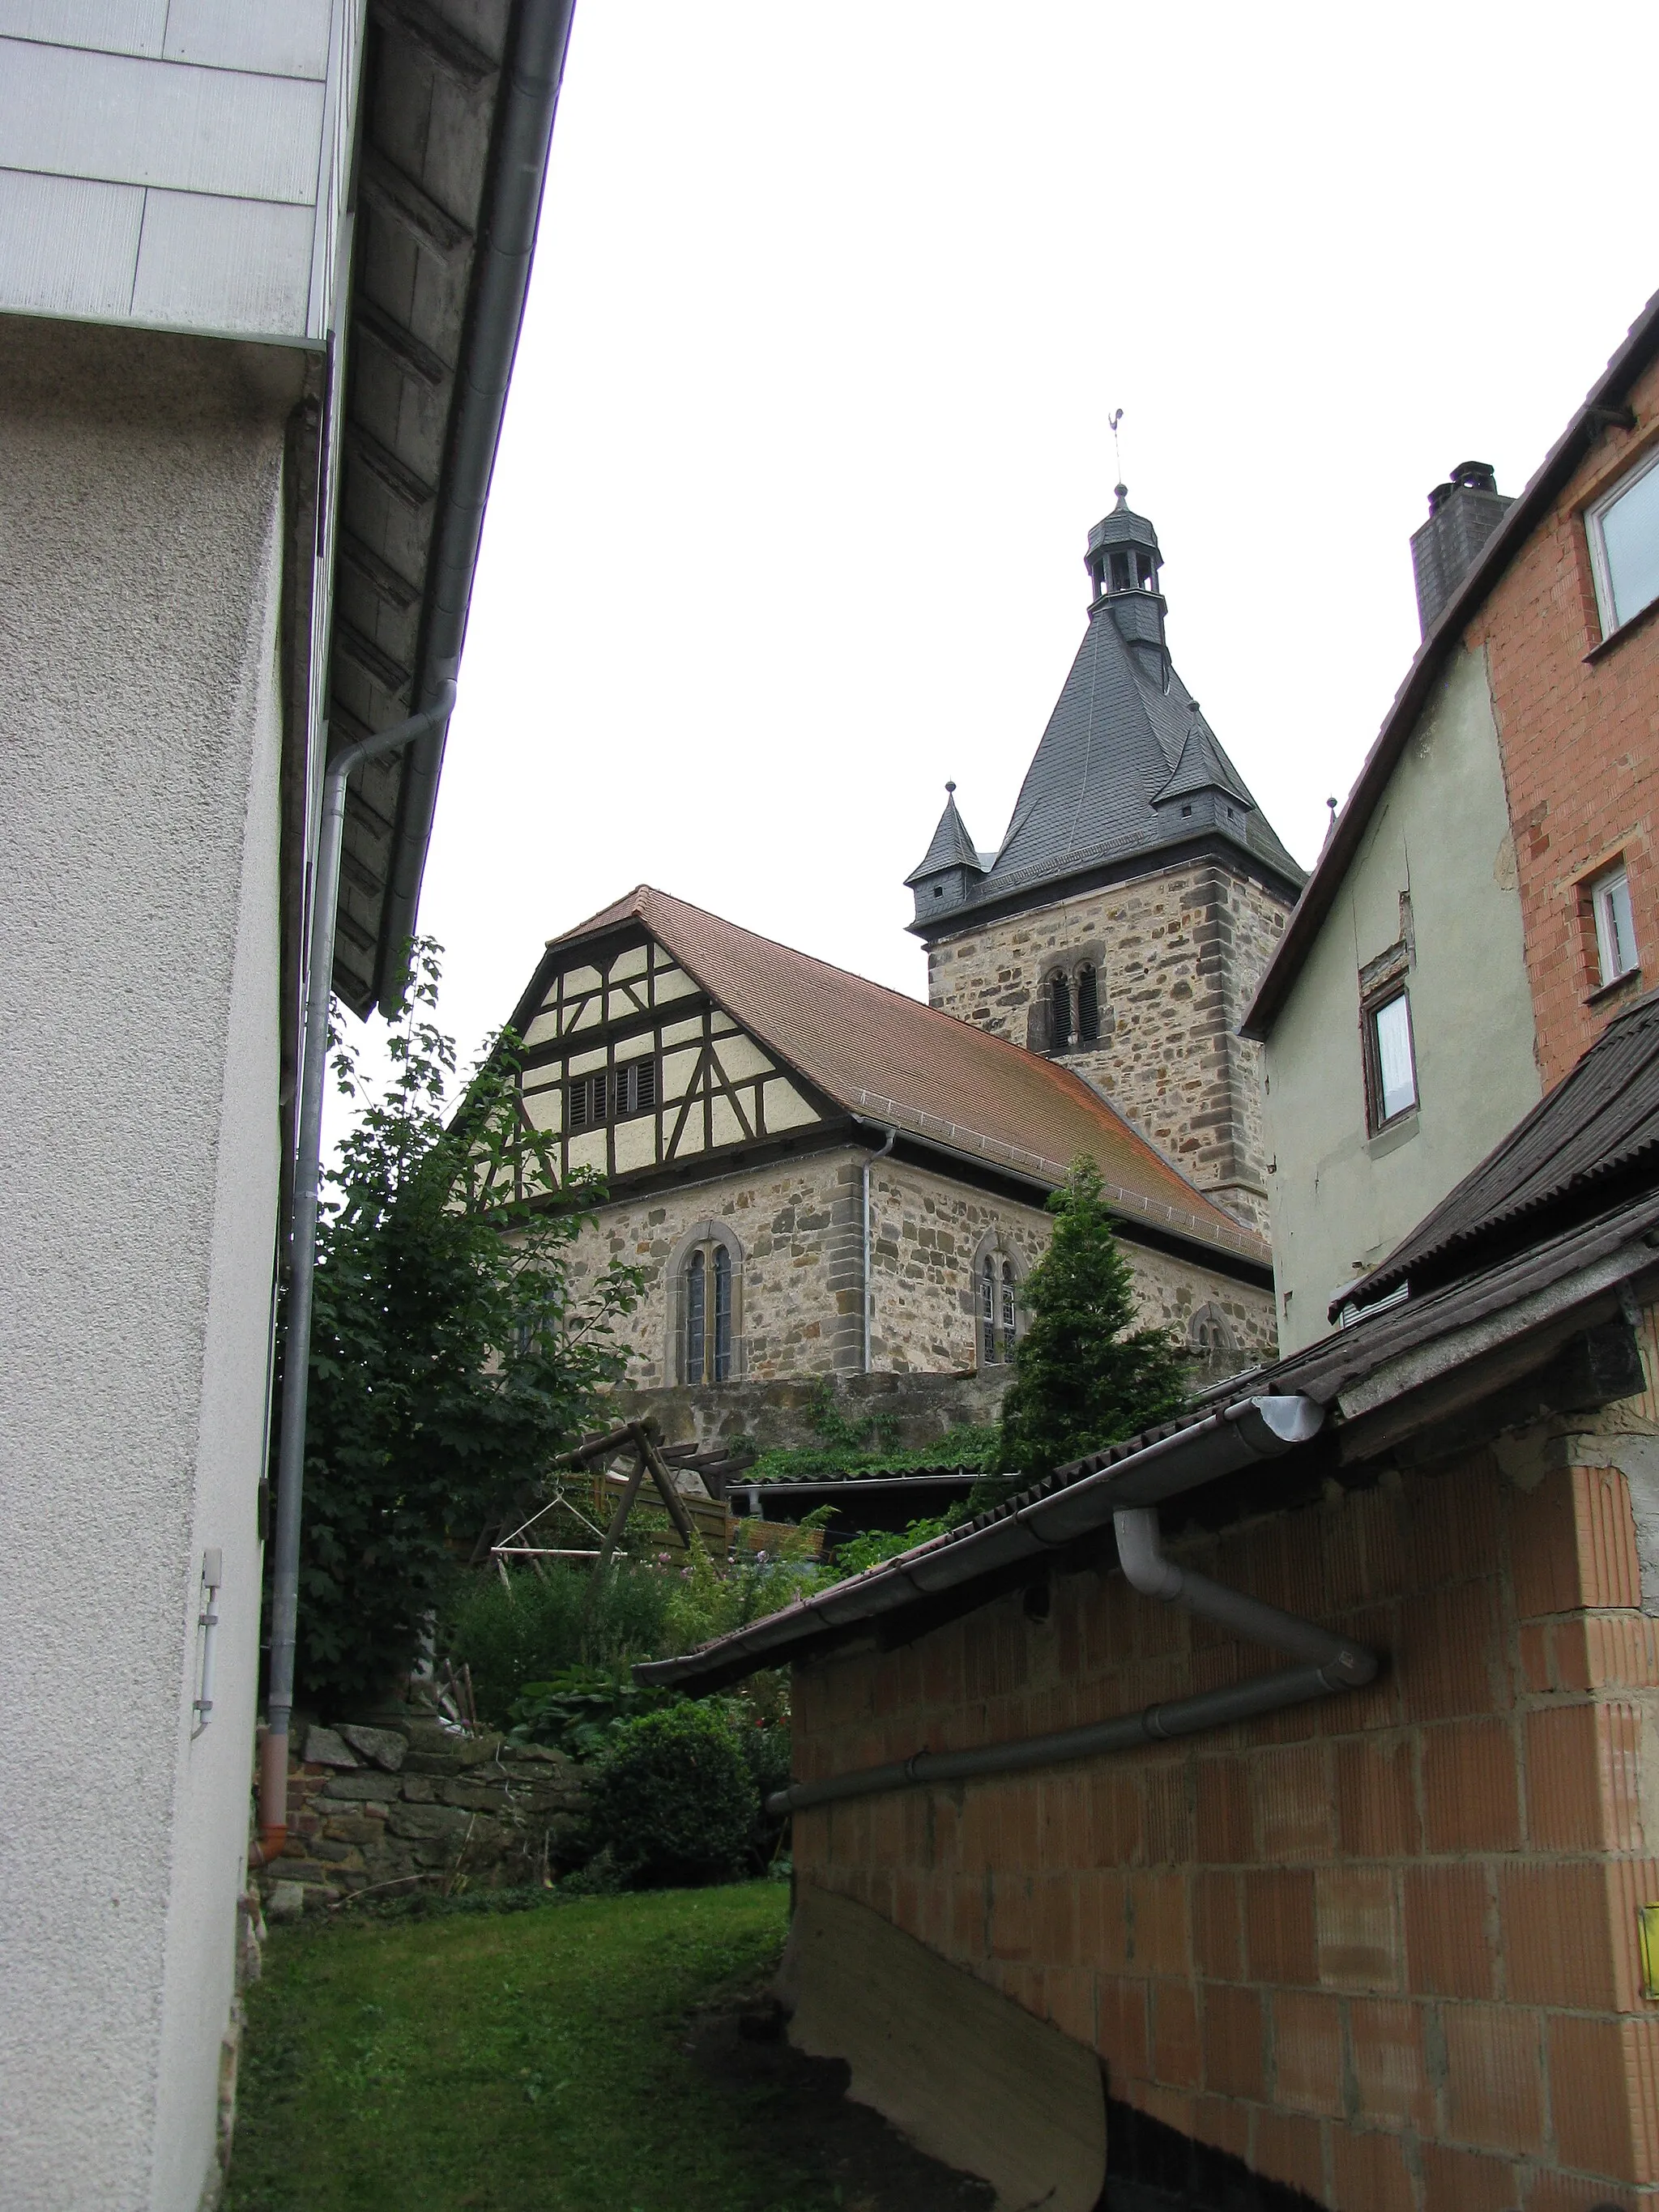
[{"x1": 0, "y1": 5, "x2": 574, "y2": 2203}]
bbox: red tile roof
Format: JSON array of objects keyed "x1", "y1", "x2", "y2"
[{"x1": 548, "y1": 885, "x2": 1269, "y2": 1266}]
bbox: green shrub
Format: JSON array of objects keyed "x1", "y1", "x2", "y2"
[
  {"x1": 446, "y1": 1562, "x2": 673, "y2": 1724},
  {"x1": 507, "y1": 1664, "x2": 676, "y2": 1759},
  {"x1": 583, "y1": 1703, "x2": 760, "y2": 1889}
]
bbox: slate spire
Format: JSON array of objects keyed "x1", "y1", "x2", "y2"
[{"x1": 906, "y1": 492, "x2": 1303, "y2": 935}]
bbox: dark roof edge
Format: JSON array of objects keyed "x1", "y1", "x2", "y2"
[
  {"x1": 360, "y1": 0, "x2": 578, "y2": 1012},
  {"x1": 912, "y1": 832, "x2": 1303, "y2": 944},
  {"x1": 1241, "y1": 285, "x2": 1659, "y2": 1044}
]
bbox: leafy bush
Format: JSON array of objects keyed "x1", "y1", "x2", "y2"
[
  {"x1": 446, "y1": 1562, "x2": 675, "y2": 1725},
  {"x1": 996, "y1": 1157, "x2": 1191, "y2": 1485},
  {"x1": 742, "y1": 1381, "x2": 1000, "y2": 1484},
  {"x1": 292, "y1": 940, "x2": 642, "y2": 1708},
  {"x1": 507, "y1": 1664, "x2": 676, "y2": 1759},
  {"x1": 733, "y1": 1716, "x2": 794, "y2": 1867},
  {"x1": 582, "y1": 1703, "x2": 760, "y2": 1889}
]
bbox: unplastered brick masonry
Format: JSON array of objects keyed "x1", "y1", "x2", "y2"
[
  {"x1": 788, "y1": 1319, "x2": 1659, "y2": 2208},
  {"x1": 924, "y1": 863, "x2": 1290, "y2": 1238},
  {"x1": 568, "y1": 1148, "x2": 1274, "y2": 1392}
]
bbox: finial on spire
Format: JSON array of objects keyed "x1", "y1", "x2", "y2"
[
  {"x1": 1109, "y1": 407, "x2": 1125, "y2": 501},
  {"x1": 945, "y1": 780, "x2": 956, "y2": 795}
]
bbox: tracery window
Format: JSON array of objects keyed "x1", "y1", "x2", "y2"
[
  {"x1": 1188, "y1": 1304, "x2": 1236, "y2": 1357},
  {"x1": 680, "y1": 1234, "x2": 736, "y2": 1384},
  {"x1": 1034, "y1": 957, "x2": 1103, "y2": 1056},
  {"x1": 979, "y1": 1251, "x2": 1018, "y2": 1366}
]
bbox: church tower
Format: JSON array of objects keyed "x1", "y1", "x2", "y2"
[{"x1": 906, "y1": 489, "x2": 1303, "y2": 1235}]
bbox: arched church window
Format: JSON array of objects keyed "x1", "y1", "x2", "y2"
[
  {"x1": 979, "y1": 1249, "x2": 1020, "y2": 1366},
  {"x1": 680, "y1": 1233, "x2": 738, "y2": 1383},
  {"x1": 1188, "y1": 1305, "x2": 1235, "y2": 1357},
  {"x1": 1077, "y1": 964, "x2": 1099, "y2": 1043},
  {"x1": 1049, "y1": 970, "x2": 1073, "y2": 1051}
]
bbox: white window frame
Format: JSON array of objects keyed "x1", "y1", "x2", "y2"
[
  {"x1": 1586, "y1": 446, "x2": 1659, "y2": 639},
  {"x1": 1589, "y1": 863, "x2": 1639, "y2": 990}
]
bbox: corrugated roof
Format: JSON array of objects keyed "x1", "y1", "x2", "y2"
[
  {"x1": 1243, "y1": 284, "x2": 1659, "y2": 1043},
  {"x1": 1338, "y1": 987, "x2": 1659, "y2": 1317},
  {"x1": 544, "y1": 885, "x2": 1269, "y2": 1265}
]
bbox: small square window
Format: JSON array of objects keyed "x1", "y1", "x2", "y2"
[
  {"x1": 1589, "y1": 864, "x2": 1639, "y2": 989},
  {"x1": 1363, "y1": 989, "x2": 1417, "y2": 1132},
  {"x1": 1587, "y1": 451, "x2": 1659, "y2": 637}
]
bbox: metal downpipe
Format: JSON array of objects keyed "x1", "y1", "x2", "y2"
[
  {"x1": 256, "y1": 686, "x2": 454, "y2": 1864},
  {"x1": 765, "y1": 1504, "x2": 1376, "y2": 1818}
]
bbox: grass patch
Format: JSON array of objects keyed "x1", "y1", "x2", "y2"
[{"x1": 227, "y1": 1882, "x2": 830, "y2": 2212}]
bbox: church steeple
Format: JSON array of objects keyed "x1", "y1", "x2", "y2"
[{"x1": 1085, "y1": 485, "x2": 1167, "y2": 684}]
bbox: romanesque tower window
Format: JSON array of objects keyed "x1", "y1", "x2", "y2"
[
  {"x1": 1077, "y1": 964, "x2": 1099, "y2": 1043},
  {"x1": 979, "y1": 1250, "x2": 1018, "y2": 1366},
  {"x1": 1188, "y1": 1304, "x2": 1235, "y2": 1357},
  {"x1": 676, "y1": 1225, "x2": 741, "y2": 1384},
  {"x1": 1049, "y1": 970, "x2": 1073, "y2": 1051}
]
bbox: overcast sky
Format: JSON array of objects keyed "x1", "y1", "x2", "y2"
[{"x1": 399, "y1": 0, "x2": 1658, "y2": 1084}]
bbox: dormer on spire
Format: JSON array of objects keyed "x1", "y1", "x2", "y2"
[
  {"x1": 906, "y1": 782, "x2": 984, "y2": 923},
  {"x1": 1085, "y1": 486, "x2": 1167, "y2": 685}
]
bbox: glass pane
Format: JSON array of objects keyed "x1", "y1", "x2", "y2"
[
  {"x1": 981, "y1": 1259, "x2": 997, "y2": 1364},
  {"x1": 1373, "y1": 995, "x2": 1416, "y2": 1122},
  {"x1": 684, "y1": 1250, "x2": 705, "y2": 1384},
  {"x1": 1601, "y1": 462, "x2": 1659, "y2": 630},
  {"x1": 1603, "y1": 872, "x2": 1638, "y2": 979},
  {"x1": 713, "y1": 1245, "x2": 731, "y2": 1383}
]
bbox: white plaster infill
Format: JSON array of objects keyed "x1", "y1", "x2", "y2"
[{"x1": 848, "y1": 1088, "x2": 1271, "y2": 1266}]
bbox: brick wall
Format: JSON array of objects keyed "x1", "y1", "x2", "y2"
[
  {"x1": 574, "y1": 1149, "x2": 1276, "y2": 1393},
  {"x1": 791, "y1": 1409, "x2": 1659, "y2": 2206},
  {"x1": 923, "y1": 861, "x2": 1291, "y2": 1234},
  {"x1": 1473, "y1": 353, "x2": 1659, "y2": 1091}
]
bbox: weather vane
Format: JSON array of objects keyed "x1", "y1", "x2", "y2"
[{"x1": 1109, "y1": 407, "x2": 1125, "y2": 494}]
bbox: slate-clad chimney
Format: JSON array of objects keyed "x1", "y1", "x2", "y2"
[{"x1": 1410, "y1": 460, "x2": 1512, "y2": 637}]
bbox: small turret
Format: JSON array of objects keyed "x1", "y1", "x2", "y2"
[
  {"x1": 906, "y1": 783, "x2": 984, "y2": 923},
  {"x1": 1086, "y1": 486, "x2": 1167, "y2": 684}
]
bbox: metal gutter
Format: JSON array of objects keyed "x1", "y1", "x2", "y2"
[
  {"x1": 366, "y1": 0, "x2": 578, "y2": 1009},
  {"x1": 636, "y1": 1394, "x2": 1324, "y2": 1692},
  {"x1": 767, "y1": 1503, "x2": 1373, "y2": 1817},
  {"x1": 1242, "y1": 284, "x2": 1659, "y2": 1046}
]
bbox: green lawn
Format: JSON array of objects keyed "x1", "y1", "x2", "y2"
[{"x1": 227, "y1": 1883, "x2": 834, "y2": 2212}]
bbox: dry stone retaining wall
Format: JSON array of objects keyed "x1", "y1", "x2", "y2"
[{"x1": 257, "y1": 1715, "x2": 584, "y2": 1915}]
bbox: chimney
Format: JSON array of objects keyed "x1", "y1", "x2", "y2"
[{"x1": 1409, "y1": 460, "x2": 1512, "y2": 637}]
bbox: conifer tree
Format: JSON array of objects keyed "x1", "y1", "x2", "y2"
[{"x1": 996, "y1": 1157, "x2": 1190, "y2": 1484}]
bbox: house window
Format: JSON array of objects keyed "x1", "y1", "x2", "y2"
[
  {"x1": 680, "y1": 1239, "x2": 734, "y2": 1384},
  {"x1": 979, "y1": 1252, "x2": 1017, "y2": 1366},
  {"x1": 1589, "y1": 863, "x2": 1639, "y2": 989},
  {"x1": 1587, "y1": 450, "x2": 1659, "y2": 637},
  {"x1": 1363, "y1": 990, "x2": 1418, "y2": 1132}
]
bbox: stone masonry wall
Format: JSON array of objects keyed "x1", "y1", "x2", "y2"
[
  {"x1": 790, "y1": 1385, "x2": 1659, "y2": 2206},
  {"x1": 258, "y1": 1717, "x2": 584, "y2": 1915},
  {"x1": 924, "y1": 861, "x2": 1293, "y2": 1235},
  {"x1": 576, "y1": 1149, "x2": 1275, "y2": 1404}
]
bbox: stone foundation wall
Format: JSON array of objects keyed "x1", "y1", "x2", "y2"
[
  {"x1": 923, "y1": 862, "x2": 1292, "y2": 1234},
  {"x1": 609, "y1": 1367, "x2": 1009, "y2": 1452},
  {"x1": 256, "y1": 1716, "x2": 584, "y2": 1915}
]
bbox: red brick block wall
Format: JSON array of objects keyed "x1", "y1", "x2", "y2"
[
  {"x1": 791, "y1": 1441, "x2": 1659, "y2": 2208},
  {"x1": 1470, "y1": 354, "x2": 1659, "y2": 1091}
]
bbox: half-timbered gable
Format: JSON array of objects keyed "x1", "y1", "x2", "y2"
[{"x1": 497, "y1": 886, "x2": 1279, "y2": 1399}]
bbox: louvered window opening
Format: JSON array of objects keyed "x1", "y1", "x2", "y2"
[
  {"x1": 568, "y1": 1059, "x2": 657, "y2": 1131},
  {"x1": 1045, "y1": 965, "x2": 1099, "y2": 1053},
  {"x1": 980, "y1": 1255, "x2": 1017, "y2": 1366}
]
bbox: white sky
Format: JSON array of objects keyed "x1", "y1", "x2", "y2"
[{"x1": 399, "y1": 0, "x2": 1658, "y2": 1085}]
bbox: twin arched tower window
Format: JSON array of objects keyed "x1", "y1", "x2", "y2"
[
  {"x1": 1043, "y1": 962, "x2": 1100, "y2": 1053},
  {"x1": 980, "y1": 1252, "x2": 1018, "y2": 1366}
]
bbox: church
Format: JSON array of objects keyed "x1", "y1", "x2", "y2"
[{"x1": 498, "y1": 489, "x2": 1302, "y2": 1426}]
